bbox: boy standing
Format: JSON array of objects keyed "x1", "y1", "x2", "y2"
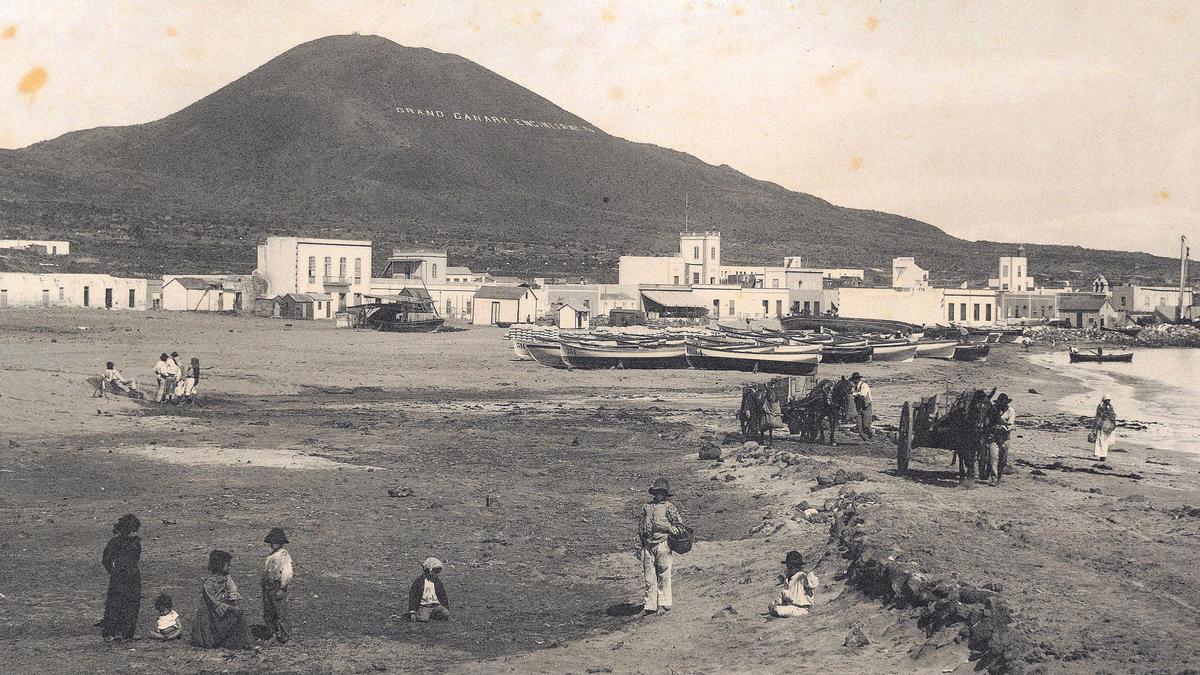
[{"x1": 261, "y1": 528, "x2": 294, "y2": 644}]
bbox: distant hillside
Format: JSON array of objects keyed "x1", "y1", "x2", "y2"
[{"x1": 0, "y1": 34, "x2": 1182, "y2": 285}]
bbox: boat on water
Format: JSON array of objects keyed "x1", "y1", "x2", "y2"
[
  {"x1": 1069, "y1": 348, "x2": 1134, "y2": 363},
  {"x1": 952, "y1": 344, "x2": 990, "y2": 362},
  {"x1": 869, "y1": 342, "x2": 918, "y2": 362},
  {"x1": 526, "y1": 342, "x2": 568, "y2": 368},
  {"x1": 685, "y1": 343, "x2": 820, "y2": 375},
  {"x1": 913, "y1": 339, "x2": 958, "y2": 359},
  {"x1": 559, "y1": 341, "x2": 689, "y2": 369}
]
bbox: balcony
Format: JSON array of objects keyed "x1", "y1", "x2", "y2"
[{"x1": 322, "y1": 276, "x2": 352, "y2": 287}]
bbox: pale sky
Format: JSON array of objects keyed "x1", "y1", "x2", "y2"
[{"x1": 1, "y1": 1, "x2": 1197, "y2": 257}]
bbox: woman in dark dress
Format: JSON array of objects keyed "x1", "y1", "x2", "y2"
[
  {"x1": 190, "y1": 549, "x2": 253, "y2": 649},
  {"x1": 100, "y1": 514, "x2": 142, "y2": 642}
]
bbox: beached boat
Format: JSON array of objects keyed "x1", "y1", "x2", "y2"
[
  {"x1": 512, "y1": 340, "x2": 533, "y2": 360},
  {"x1": 780, "y1": 316, "x2": 920, "y2": 336},
  {"x1": 820, "y1": 345, "x2": 873, "y2": 363},
  {"x1": 869, "y1": 342, "x2": 918, "y2": 362},
  {"x1": 559, "y1": 341, "x2": 689, "y2": 369},
  {"x1": 952, "y1": 344, "x2": 990, "y2": 362},
  {"x1": 685, "y1": 343, "x2": 820, "y2": 375},
  {"x1": 1069, "y1": 349, "x2": 1134, "y2": 363},
  {"x1": 526, "y1": 342, "x2": 568, "y2": 368},
  {"x1": 353, "y1": 300, "x2": 444, "y2": 332},
  {"x1": 913, "y1": 339, "x2": 958, "y2": 360}
]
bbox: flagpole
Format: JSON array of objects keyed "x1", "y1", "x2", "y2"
[{"x1": 1180, "y1": 235, "x2": 1189, "y2": 322}]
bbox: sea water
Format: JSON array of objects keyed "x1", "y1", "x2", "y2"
[{"x1": 1028, "y1": 348, "x2": 1200, "y2": 456}]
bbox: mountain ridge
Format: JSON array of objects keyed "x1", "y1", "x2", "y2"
[{"x1": 0, "y1": 34, "x2": 1182, "y2": 285}]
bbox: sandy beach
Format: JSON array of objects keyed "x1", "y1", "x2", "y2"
[{"x1": 2, "y1": 308, "x2": 1200, "y2": 673}]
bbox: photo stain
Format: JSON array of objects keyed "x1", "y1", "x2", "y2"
[
  {"x1": 166, "y1": 26, "x2": 178, "y2": 37},
  {"x1": 601, "y1": 6, "x2": 617, "y2": 23},
  {"x1": 1, "y1": 24, "x2": 16, "y2": 40},
  {"x1": 865, "y1": 16, "x2": 880, "y2": 30},
  {"x1": 815, "y1": 62, "x2": 861, "y2": 93},
  {"x1": 1157, "y1": 190, "x2": 1171, "y2": 202},
  {"x1": 849, "y1": 156, "x2": 863, "y2": 171},
  {"x1": 609, "y1": 86, "x2": 625, "y2": 101},
  {"x1": 18, "y1": 66, "x2": 48, "y2": 97},
  {"x1": 732, "y1": 6, "x2": 745, "y2": 16}
]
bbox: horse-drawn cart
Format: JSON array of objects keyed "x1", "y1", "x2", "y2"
[
  {"x1": 738, "y1": 376, "x2": 855, "y2": 444},
  {"x1": 896, "y1": 388, "x2": 1005, "y2": 484}
]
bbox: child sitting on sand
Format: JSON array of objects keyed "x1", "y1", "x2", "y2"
[
  {"x1": 150, "y1": 593, "x2": 183, "y2": 640},
  {"x1": 769, "y1": 550, "x2": 819, "y2": 618}
]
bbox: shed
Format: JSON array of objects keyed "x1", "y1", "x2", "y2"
[
  {"x1": 472, "y1": 285, "x2": 539, "y2": 326},
  {"x1": 557, "y1": 303, "x2": 591, "y2": 330},
  {"x1": 640, "y1": 289, "x2": 710, "y2": 318},
  {"x1": 609, "y1": 308, "x2": 646, "y2": 327},
  {"x1": 273, "y1": 293, "x2": 314, "y2": 320},
  {"x1": 1057, "y1": 293, "x2": 1118, "y2": 329}
]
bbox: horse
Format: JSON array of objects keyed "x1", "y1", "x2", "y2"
[
  {"x1": 802, "y1": 377, "x2": 854, "y2": 445},
  {"x1": 931, "y1": 388, "x2": 996, "y2": 486}
]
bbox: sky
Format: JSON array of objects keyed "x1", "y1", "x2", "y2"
[{"x1": 1, "y1": 0, "x2": 1197, "y2": 257}]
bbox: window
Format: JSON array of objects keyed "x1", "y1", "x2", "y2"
[
  {"x1": 41, "y1": 289, "x2": 49, "y2": 306},
  {"x1": 729, "y1": 299, "x2": 735, "y2": 315},
  {"x1": 339, "y1": 257, "x2": 347, "y2": 279},
  {"x1": 973, "y1": 303, "x2": 980, "y2": 321},
  {"x1": 51, "y1": 246, "x2": 57, "y2": 255},
  {"x1": 0, "y1": 289, "x2": 6, "y2": 307},
  {"x1": 308, "y1": 256, "x2": 317, "y2": 280},
  {"x1": 1017, "y1": 266, "x2": 1022, "y2": 278},
  {"x1": 711, "y1": 247, "x2": 716, "y2": 260},
  {"x1": 960, "y1": 303, "x2": 967, "y2": 321},
  {"x1": 693, "y1": 246, "x2": 700, "y2": 260},
  {"x1": 948, "y1": 304, "x2": 955, "y2": 322},
  {"x1": 83, "y1": 286, "x2": 90, "y2": 307},
  {"x1": 324, "y1": 257, "x2": 332, "y2": 278},
  {"x1": 58, "y1": 287, "x2": 64, "y2": 301},
  {"x1": 771, "y1": 279, "x2": 779, "y2": 288},
  {"x1": 673, "y1": 276, "x2": 680, "y2": 285},
  {"x1": 1001, "y1": 264, "x2": 1008, "y2": 277},
  {"x1": 804, "y1": 301, "x2": 811, "y2": 314},
  {"x1": 354, "y1": 258, "x2": 362, "y2": 283},
  {"x1": 985, "y1": 304, "x2": 992, "y2": 321},
  {"x1": 775, "y1": 300, "x2": 782, "y2": 317},
  {"x1": 762, "y1": 300, "x2": 769, "y2": 315},
  {"x1": 693, "y1": 272, "x2": 700, "y2": 284},
  {"x1": 446, "y1": 300, "x2": 453, "y2": 314},
  {"x1": 432, "y1": 263, "x2": 438, "y2": 278},
  {"x1": 128, "y1": 289, "x2": 136, "y2": 308},
  {"x1": 583, "y1": 299, "x2": 590, "y2": 308}
]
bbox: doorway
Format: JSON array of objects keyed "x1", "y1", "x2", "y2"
[
  {"x1": 490, "y1": 301, "x2": 501, "y2": 325},
  {"x1": 104, "y1": 288, "x2": 113, "y2": 309}
]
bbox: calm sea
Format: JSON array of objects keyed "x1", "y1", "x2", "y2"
[{"x1": 1028, "y1": 348, "x2": 1200, "y2": 456}]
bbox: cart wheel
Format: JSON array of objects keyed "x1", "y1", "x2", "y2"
[{"x1": 897, "y1": 401, "x2": 912, "y2": 475}]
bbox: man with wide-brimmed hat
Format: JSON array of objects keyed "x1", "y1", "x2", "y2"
[
  {"x1": 986, "y1": 393, "x2": 1015, "y2": 485},
  {"x1": 261, "y1": 528, "x2": 294, "y2": 643},
  {"x1": 849, "y1": 373, "x2": 874, "y2": 441},
  {"x1": 768, "y1": 550, "x2": 819, "y2": 618},
  {"x1": 638, "y1": 477, "x2": 686, "y2": 615}
]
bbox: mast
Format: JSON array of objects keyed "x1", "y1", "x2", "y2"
[
  {"x1": 684, "y1": 192, "x2": 689, "y2": 230},
  {"x1": 1180, "y1": 235, "x2": 1189, "y2": 322}
]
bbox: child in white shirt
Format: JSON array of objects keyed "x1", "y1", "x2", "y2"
[{"x1": 150, "y1": 593, "x2": 183, "y2": 640}]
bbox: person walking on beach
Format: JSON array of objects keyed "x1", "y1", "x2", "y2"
[
  {"x1": 407, "y1": 558, "x2": 451, "y2": 622},
  {"x1": 100, "y1": 514, "x2": 142, "y2": 642},
  {"x1": 191, "y1": 550, "x2": 253, "y2": 649},
  {"x1": 638, "y1": 478, "x2": 686, "y2": 616},
  {"x1": 987, "y1": 393, "x2": 1015, "y2": 485},
  {"x1": 849, "y1": 373, "x2": 874, "y2": 441},
  {"x1": 1092, "y1": 395, "x2": 1117, "y2": 461},
  {"x1": 261, "y1": 528, "x2": 294, "y2": 643},
  {"x1": 768, "y1": 550, "x2": 819, "y2": 618}
]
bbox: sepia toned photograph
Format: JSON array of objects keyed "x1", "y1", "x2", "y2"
[{"x1": 0, "y1": 2, "x2": 1197, "y2": 673}]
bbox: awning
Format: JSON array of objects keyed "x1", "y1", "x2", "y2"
[{"x1": 641, "y1": 290, "x2": 709, "y2": 309}]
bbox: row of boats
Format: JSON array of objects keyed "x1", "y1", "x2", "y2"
[{"x1": 505, "y1": 325, "x2": 991, "y2": 373}]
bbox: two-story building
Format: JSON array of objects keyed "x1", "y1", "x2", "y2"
[{"x1": 255, "y1": 236, "x2": 373, "y2": 315}]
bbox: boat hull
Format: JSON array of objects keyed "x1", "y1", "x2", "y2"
[
  {"x1": 1069, "y1": 353, "x2": 1133, "y2": 363},
  {"x1": 953, "y1": 345, "x2": 990, "y2": 362},
  {"x1": 820, "y1": 347, "x2": 873, "y2": 363},
  {"x1": 560, "y1": 343, "x2": 689, "y2": 369},
  {"x1": 372, "y1": 318, "x2": 445, "y2": 333},
  {"x1": 914, "y1": 340, "x2": 958, "y2": 359},
  {"x1": 685, "y1": 345, "x2": 820, "y2": 375},
  {"x1": 512, "y1": 340, "x2": 533, "y2": 360},
  {"x1": 870, "y1": 344, "x2": 918, "y2": 362},
  {"x1": 526, "y1": 342, "x2": 567, "y2": 368}
]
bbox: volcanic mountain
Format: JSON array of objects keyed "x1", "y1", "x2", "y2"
[{"x1": 0, "y1": 34, "x2": 1178, "y2": 282}]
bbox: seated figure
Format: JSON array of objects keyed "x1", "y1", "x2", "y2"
[{"x1": 769, "y1": 550, "x2": 818, "y2": 618}]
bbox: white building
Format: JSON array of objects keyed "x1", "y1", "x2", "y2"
[
  {"x1": 472, "y1": 285, "x2": 539, "y2": 325},
  {"x1": 0, "y1": 273, "x2": 147, "y2": 310},
  {"x1": 539, "y1": 284, "x2": 638, "y2": 320},
  {"x1": 255, "y1": 236, "x2": 373, "y2": 315},
  {"x1": 557, "y1": 303, "x2": 591, "y2": 330},
  {"x1": 161, "y1": 275, "x2": 262, "y2": 312},
  {"x1": 0, "y1": 239, "x2": 70, "y2": 255},
  {"x1": 988, "y1": 246, "x2": 1034, "y2": 292},
  {"x1": 838, "y1": 285, "x2": 999, "y2": 327},
  {"x1": 891, "y1": 257, "x2": 929, "y2": 289}
]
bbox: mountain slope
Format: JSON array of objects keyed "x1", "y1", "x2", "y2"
[{"x1": 0, "y1": 34, "x2": 1180, "y2": 284}]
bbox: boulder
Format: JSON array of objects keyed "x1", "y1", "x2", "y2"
[{"x1": 698, "y1": 443, "x2": 722, "y2": 461}]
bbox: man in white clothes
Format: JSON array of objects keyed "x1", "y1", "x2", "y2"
[{"x1": 849, "y1": 372, "x2": 874, "y2": 441}]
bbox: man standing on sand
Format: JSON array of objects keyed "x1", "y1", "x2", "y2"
[
  {"x1": 638, "y1": 477, "x2": 685, "y2": 616},
  {"x1": 849, "y1": 373, "x2": 874, "y2": 441},
  {"x1": 153, "y1": 353, "x2": 174, "y2": 403},
  {"x1": 987, "y1": 393, "x2": 1015, "y2": 485}
]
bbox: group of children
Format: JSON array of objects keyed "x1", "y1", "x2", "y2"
[
  {"x1": 99, "y1": 515, "x2": 453, "y2": 648},
  {"x1": 153, "y1": 351, "x2": 200, "y2": 404}
]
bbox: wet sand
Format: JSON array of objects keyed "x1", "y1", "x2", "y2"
[{"x1": 1, "y1": 308, "x2": 1199, "y2": 673}]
